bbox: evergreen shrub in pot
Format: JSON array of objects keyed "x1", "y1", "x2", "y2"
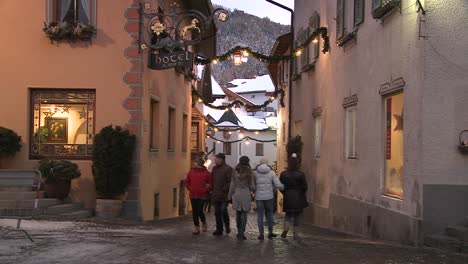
[
  {"x1": 0, "y1": 127, "x2": 22, "y2": 157},
  {"x1": 38, "y1": 159, "x2": 81, "y2": 200},
  {"x1": 92, "y1": 125, "x2": 136, "y2": 217}
]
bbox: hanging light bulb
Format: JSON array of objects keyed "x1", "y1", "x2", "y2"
[
  {"x1": 238, "y1": 132, "x2": 244, "y2": 139},
  {"x1": 295, "y1": 49, "x2": 303, "y2": 57},
  {"x1": 197, "y1": 98, "x2": 203, "y2": 103},
  {"x1": 254, "y1": 131, "x2": 259, "y2": 135},
  {"x1": 214, "y1": 128, "x2": 218, "y2": 132},
  {"x1": 245, "y1": 138, "x2": 250, "y2": 145},
  {"x1": 228, "y1": 131, "x2": 232, "y2": 135},
  {"x1": 270, "y1": 96, "x2": 275, "y2": 101},
  {"x1": 312, "y1": 38, "x2": 319, "y2": 43},
  {"x1": 217, "y1": 140, "x2": 221, "y2": 144},
  {"x1": 212, "y1": 59, "x2": 219, "y2": 64}
]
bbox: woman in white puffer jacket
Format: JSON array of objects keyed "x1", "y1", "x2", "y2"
[{"x1": 254, "y1": 159, "x2": 284, "y2": 240}]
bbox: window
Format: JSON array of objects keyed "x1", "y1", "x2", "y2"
[
  {"x1": 336, "y1": 0, "x2": 364, "y2": 45},
  {"x1": 307, "y1": 12, "x2": 320, "y2": 65},
  {"x1": 154, "y1": 193, "x2": 160, "y2": 218},
  {"x1": 384, "y1": 93, "x2": 404, "y2": 198},
  {"x1": 314, "y1": 115, "x2": 322, "y2": 158},
  {"x1": 190, "y1": 122, "x2": 199, "y2": 152},
  {"x1": 173, "y1": 188, "x2": 177, "y2": 208},
  {"x1": 150, "y1": 99, "x2": 160, "y2": 150},
  {"x1": 168, "y1": 107, "x2": 176, "y2": 151},
  {"x1": 47, "y1": 0, "x2": 96, "y2": 25},
  {"x1": 30, "y1": 89, "x2": 95, "y2": 159},
  {"x1": 223, "y1": 143, "x2": 231, "y2": 155},
  {"x1": 372, "y1": 0, "x2": 400, "y2": 19},
  {"x1": 238, "y1": 142, "x2": 242, "y2": 156},
  {"x1": 345, "y1": 107, "x2": 357, "y2": 158},
  {"x1": 256, "y1": 143, "x2": 264, "y2": 156},
  {"x1": 182, "y1": 114, "x2": 188, "y2": 152}
]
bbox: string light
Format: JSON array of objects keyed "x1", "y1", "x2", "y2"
[
  {"x1": 212, "y1": 59, "x2": 219, "y2": 64},
  {"x1": 270, "y1": 96, "x2": 275, "y2": 101},
  {"x1": 312, "y1": 38, "x2": 319, "y2": 43},
  {"x1": 197, "y1": 98, "x2": 203, "y2": 103},
  {"x1": 295, "y1": 49, "x2": 303, "y2": 57},
  {"x1": 254, "y1": 131, "x2": 259, "y2": 135},
  {"x1": 245, "y1": 138, "x2": 250, "y2": 145},
  {"x1": 214, "y1": 128, "x2": 218, "y2": 132}
]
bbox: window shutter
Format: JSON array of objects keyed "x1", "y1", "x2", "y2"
[
  {"x1": 310, "y1": 12, "x2": 320, "y2": 60},
  {"x1": 336, "y1": 0, "x2": 345, "y2": 39},
  {"x1": 372, "y1": 0, "x2": 382, "y2": 11},
  {"x1": 354, "y1": 0, "x2": 365, "y2": 26},
  {"x1": 301, "y1": 29, "x2": 309, "y2": 68}
]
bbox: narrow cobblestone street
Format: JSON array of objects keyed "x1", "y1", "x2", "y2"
[{"x1": 1, "y1": 211, "x2": 467, "y2": 264}]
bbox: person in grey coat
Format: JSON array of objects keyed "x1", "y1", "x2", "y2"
[
  {"x1": 254, "y1": 158, "x2": 284, "y2": 240},
  {"x1": 228, "y1": 156, "x2": 255, "y2": 240}
]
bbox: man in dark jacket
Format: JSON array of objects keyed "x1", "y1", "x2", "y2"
[{"x1": 211, "y1": 153, "x2": 232, "y2": 235}]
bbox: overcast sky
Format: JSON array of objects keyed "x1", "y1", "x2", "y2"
[{"x1": 211, "y1": 0, "x2": 294, "y2": 25}]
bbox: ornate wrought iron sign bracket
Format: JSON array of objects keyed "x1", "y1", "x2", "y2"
[{"x1": 138, "y1": 1, "x2": 229, "y2": 70}]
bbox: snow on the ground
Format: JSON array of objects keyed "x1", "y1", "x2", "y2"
[{"x1": 0, "y1": 219, "x2": 76, "y2": 231}]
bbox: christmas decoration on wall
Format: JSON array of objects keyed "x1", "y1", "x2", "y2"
[
  {"x1": 192, "y1": 85, "x2": 285, "y2": 110},
  {"x1": 207, "y1": 135, "x2": 276, "y2": 144},
  {"x1": 195, "y1": 27, "x2": 330, "y2": 65}
]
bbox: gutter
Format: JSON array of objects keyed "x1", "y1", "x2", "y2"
[{"x1": 265, "y1": 0, "x2": 294, "y2": 139}]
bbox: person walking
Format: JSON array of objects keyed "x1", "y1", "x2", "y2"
[
  {"x1": 254, "y1": 158, "x2": 284, "y2": 240},
  {"x1": 279, "y1": 153, "x2": 308, "y2": 238},
  {"x1": 228, "y1": 156, "x2": 255, "y2": 240},
  {"x1": 185, "y1": 157, "x2": 212, "y2": 235},
  {"x1": 211, "y1": 153, "x2": 233, "y2": 236}
]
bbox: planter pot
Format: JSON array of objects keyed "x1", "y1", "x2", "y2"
[
  {"x1": 44, "y1": 180, "x2": 71, "y2": 200},
  {"x1": 95, "y1": 199, "x2": 123, "y2": 218}
]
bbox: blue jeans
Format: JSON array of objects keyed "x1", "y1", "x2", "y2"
[
  {"x1": 256, "y1": 199, "x2": 275, "y2": 235},
  {"x1": 284, "y1": 212, "x2": 301, "y2": 226},
  {"x1": 214, "y1": 201, "x2": 230, "y2": 232}
]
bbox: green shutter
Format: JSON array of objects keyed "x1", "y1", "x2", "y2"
[
  {"x1": 354, "y1": 0, "x2": 365, "y2": 26},
  {"x1": 336, "y1": 0, "x2": 345, "y2": 39}
]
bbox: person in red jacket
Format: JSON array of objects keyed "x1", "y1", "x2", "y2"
[{"x1": 185, "y1": 157, "x2": 213, "y2": 235}]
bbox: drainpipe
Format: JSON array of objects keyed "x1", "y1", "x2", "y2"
[{"x1": 265, "y1": 0, "x2": 294, "y2": 139}]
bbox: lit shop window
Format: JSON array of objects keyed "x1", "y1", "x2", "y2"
[
  {"x1": 30, "y1": 89, "x2": 95, "y2": 159},
  {"x1": 384, "y1": 93, "x2": 404, "y2": 198}
]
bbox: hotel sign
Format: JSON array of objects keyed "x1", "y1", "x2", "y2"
[{"x1": 148, "y1": 51, "x2": 193, "y2": 70}]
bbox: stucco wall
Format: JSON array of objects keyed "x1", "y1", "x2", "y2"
[
  {"x1": 292, "y1": 0, "x2": 426, "y2": 241},
  {"x1": 421, "y1": 0, "x2": 468, "y2": 184},
  {"x1": 0, "y1": 0, "x2": 134, "y2": 209}
]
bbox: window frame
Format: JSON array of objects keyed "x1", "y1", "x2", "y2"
[
  {"x1": 223, "y1": 142, "x2": 232, "y2": 155},
  {"x1": 345, "y1": 106, "x2": 357, "y2": 159},
  {"x1": 255, "y1": 143, "x2": 264, "y2": 156},
  {"x1": 314, "y1": 115, "x2": 322, "y2": 158},
  {"x1": 29, "y1": 88, "x2": 96, "y2": 160},
  {"x1": 182, "y1": 113, "x2": 188, "y2": 153},
  {"x1": 167, "y1": 106, "x2": 176, "y2": 152},
  {"x1": 46, "y1": 0, "x2": 97, "y2": 26},
  {"x1": 150, "y1": 98, "x2": 160, "y2": 151}
]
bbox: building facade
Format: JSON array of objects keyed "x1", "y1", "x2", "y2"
[
  {"x1": 0, "y1": 0, "x2": 216, "y2": 221},
  {"x1": 269, "y1": 0, "x2": 468, "y2": 244}
]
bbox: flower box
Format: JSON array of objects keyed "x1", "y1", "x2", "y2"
[{"x1": 43, "y1": 22, "x2": 96, "y2": 43}]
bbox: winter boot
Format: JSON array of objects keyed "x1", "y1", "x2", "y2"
[
  {"x1": 201, "y1": 222, "x2": 208, "y2": 232},
  {"x1": 192, "y1": 226, "x2": 200, "y2": 235},
  {"x1": 281, "y1": 222, "x2": 289, "y2": 238}
]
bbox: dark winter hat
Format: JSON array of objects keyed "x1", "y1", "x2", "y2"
[
  {"x1": 239, "y1": 156, "x2": 250, "y2": 166},
  {"x1": 215, "y1": 153, "x2": 226, "y2": 160}
]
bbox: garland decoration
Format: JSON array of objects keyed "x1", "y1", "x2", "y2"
[
  {"x1": 208, "y1": 135, "x2": 276, "y2": 144},
  {"x1": 200, "y1": 113, "x2": 272, "y2": 133},
  {"x1": 195, "y1": 27, "x2": 329, "y2": 65},
  {"x1": 192, "y1": 85, "x2": 285, "y2": 110}
]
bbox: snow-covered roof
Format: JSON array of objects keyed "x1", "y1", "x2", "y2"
[
  {"x1": 211, "y1": 76, "x2": 225, "y2": 96},
  {"x1": 227, "y1": 75, "x2": 275, "y2": 94},
  {"x1": 203, "y1": 105, "x2": 269, "y2": 130}
]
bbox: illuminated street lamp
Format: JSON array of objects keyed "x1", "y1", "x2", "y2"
[{"x1": 233, "y1": 50, "x2": 243, "y2": 65}]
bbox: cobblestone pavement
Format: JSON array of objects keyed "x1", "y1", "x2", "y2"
[{"x1": 1, "y1": 210, "x2": 467, "y2": 264}]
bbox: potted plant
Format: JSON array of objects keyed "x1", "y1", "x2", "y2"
[
  {"x1": 0, "y1": 127, "x2": 22, "y2": 157},
  {"x1": 0, "y1": 127, "x2": 22, "y2": 168},
  {"x1": 92, "y1": 125, "x2": 136, "y2": 218},
  {"x1": 38, "y1": 159, "x2": 81, "y2": 200}
]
